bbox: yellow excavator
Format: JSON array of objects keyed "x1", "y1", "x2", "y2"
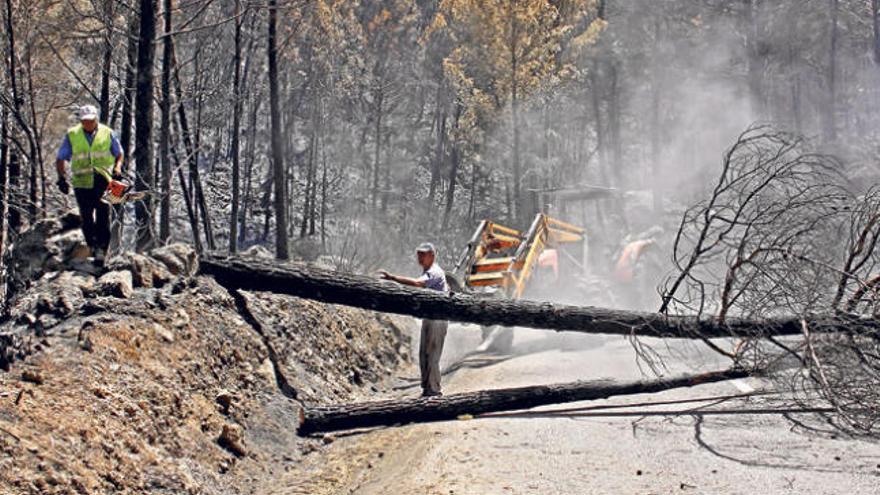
[{"x1": 452, "y1": 213, "x2": 587, "y2": 352}]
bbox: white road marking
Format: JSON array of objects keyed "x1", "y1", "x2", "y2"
[{"x1": 731, "y1": 379, "x2": 755, "y2": 394}]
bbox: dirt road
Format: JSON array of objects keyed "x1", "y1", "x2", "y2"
[{"x1": 278, "y1": 327, "x2": 880, "y2": 495}]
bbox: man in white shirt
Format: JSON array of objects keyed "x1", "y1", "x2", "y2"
[{"x1": 379, "y1": 243, "x2": 449, "y2": 397}]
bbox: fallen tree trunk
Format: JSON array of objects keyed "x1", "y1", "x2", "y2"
[
  {"x1": 200, "y1": 256, "x2": 879, "y2": 339},
  {"x1": 298, "y1": 368, "x2": 750, "y2": 435}
]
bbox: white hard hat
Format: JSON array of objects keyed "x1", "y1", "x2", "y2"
[{"x1": 79, "y1": 104, "x2": 98, "y2": 121}]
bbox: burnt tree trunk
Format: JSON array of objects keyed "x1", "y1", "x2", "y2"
[
  {"x1": 158, "y1": 0, "x2": 173, "y2": 242},
  {"x1": 134, "y1": 0, "x2": 157, "y2": 251},
  {"x1": 200, "y1": 256, "x2": 880, "y2": 339},
  {"x1": 299, "y1": 368, "x2": 750, "y2": 435},
  {"x1": 229, "y1": 0, "x2": 242, "y2": 253},
  {"x1": 267, "y1": 0, "x2": 289, "y2": 259},
  {"x1": 0, "y1": 106, "x2": 7, "y2": 308},
  {"x1": 98, "y1": 0, "x2": 114, "y2": 121}
]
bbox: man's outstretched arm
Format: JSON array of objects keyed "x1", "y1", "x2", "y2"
[{"x1": 378, "y1": 270, "x2": 427, "y2": 288}]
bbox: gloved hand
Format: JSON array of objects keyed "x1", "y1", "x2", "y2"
[
  {"x1": 57, "y1": 178, "x2": 70, "y2": 195},
  {"x1": 112, "y1": 170, "x2": 124, "y2": 181}
]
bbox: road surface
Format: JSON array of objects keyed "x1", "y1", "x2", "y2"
[{"x1": 275, "y1": 326, "x2": 880, "y2": 495}]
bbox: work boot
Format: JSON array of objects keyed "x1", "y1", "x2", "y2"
[{"x1": 421, "y1": 390, "x2": 442, "y2": 398}]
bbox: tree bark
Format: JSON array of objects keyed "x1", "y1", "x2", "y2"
[
  {"x1": 267, "y1": 0, "x2": 289, "y2": 260},
  {"x1": 229, "y1": 0, "x2": 242, "y2": 253},
  {"x1": 158, "y1": 0, "x2": 173, "y2": 243},
  {"x1": 298, "y1": 368, "x2": 749, "y2": 435},
  {"x1": 0, "y1": 106, "x2": 7, "y2": 308},
  {"x1": 200, "y1": 256, "x2": 880, "y2": 339},
  {"x1": 134, "y1": 0, "x2": 157, "y2": 251},
  {"x1": 98, "y1": 0, "x2": 114, "y2": 121},
  {"x1": 4, "y1": 0, "x2": 37, "y2": 227}
]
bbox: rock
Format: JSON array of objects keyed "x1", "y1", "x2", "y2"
[
  {"x1": 7, "y1": 271, "x2": 95, "y2": 331},
  {"x1": 241, "y1": 245, "x2": 273, "y2": 259},
  {"x1": 171, "y1": 309, "x2": 190, "y2": 328},
  {"x1": 22, "y1": 369, "x2": 44, "y2": 385},
  {"x1": 92, "y1": 271, "x2": 134, "y2": 299},
  {"x1": 255, "y1": 359, "x2": 275, "y2": 385},
  {"x1": 34, "y1": 272, "x2": 92, "y2": 317},
  {"x1": 321, "y1": 433, "x2": 335, "y2": 445},
  {"x1": 153, "y1": 323, "x2": 175, "y2": 343},
  {"x1": 149, "y1": 243, "x2": 198, "y2": 277},
  {"x1": 215, "y1": 389, "x2": 235, "y2": 414},
  {"x1": 45, "y1": 229, "x2": 88, "y2": 271},
  {"x1": 8, "y1": 214, "x2": 81, "y2": 292},
  {"x1": 218, "y1": 423, "x2": 247, "y2": 457},
  {"x1": 106, "y1": 253, "x2": 173, "y2": 288}
]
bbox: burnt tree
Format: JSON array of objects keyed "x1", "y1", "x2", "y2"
[
  {"x1": 299, "y1": 368, "x2": 750, "y2": 435},
  {"x1": 134, "y1": 0, "x2": 157, "y2": 251},
  {"x1": 200, "y1": 256, "x2": 880, "y2": 339}
]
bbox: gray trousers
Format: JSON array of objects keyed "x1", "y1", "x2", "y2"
[{"x1": 419, "y1": 319, "x2": 448, "y2": 395}]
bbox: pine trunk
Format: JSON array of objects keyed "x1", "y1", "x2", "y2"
[
  {"x1": 267, "y1": 0, "x2": 289, "y2": 259},
  {"x1": 134, "y1": 0, "x2": 157, "y2": 251},
  {"x1": 200, "y1": 256, "x2": 880, "y2": 339},
  {"x1": 158, "y1": 0, "x2": 173, "y2": 242},
  {"x1": 299, "y1": 368, "x2": 749, "y2": 435},
  {"x1": 230, "y1": 0, "x2": 242, "y2": 253}
]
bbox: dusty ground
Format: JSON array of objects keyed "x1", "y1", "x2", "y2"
[
  {"x1": 284, "y1": 327, "x2": 880, "y2": 495},
  {"x1": 0, "y1": 231, "x2": 410, "y2": 494}
]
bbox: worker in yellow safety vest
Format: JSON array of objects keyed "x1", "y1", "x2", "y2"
[{"x1": 55, "y1": 105, "x2": 124, "y2": 263}]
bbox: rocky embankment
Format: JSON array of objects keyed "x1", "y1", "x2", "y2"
[{"x1": 0, "y1": 217, "x2": 411, "y2": 494}]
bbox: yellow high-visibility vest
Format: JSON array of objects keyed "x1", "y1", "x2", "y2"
[{"x1": 68, "y1": 124, "x2": 114, "y2": 189}]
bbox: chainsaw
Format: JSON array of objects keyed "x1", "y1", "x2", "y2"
[{"x1": 96, "y1": 168, "x2": 150, "y2": 205}]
